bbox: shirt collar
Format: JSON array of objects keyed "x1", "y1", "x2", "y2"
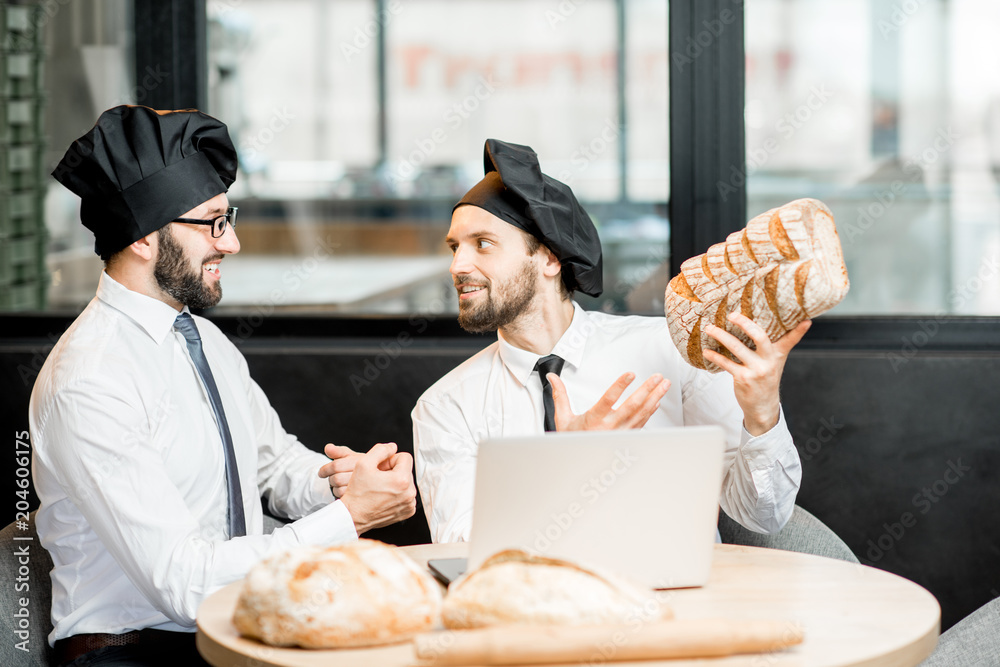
[
  {"x1": 497, "y1": 302, "x2": 592, "y2": 386},
  {"x1": 96, "y1": 271, "x2": 187, "y2": 345}
]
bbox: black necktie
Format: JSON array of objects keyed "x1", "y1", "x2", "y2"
[
  {"x1": 174, "y1": 312, "x2": 246, "y2": 538},
  {"x1": 534, "y1": 354, "x2": 565, "y2": 432}
]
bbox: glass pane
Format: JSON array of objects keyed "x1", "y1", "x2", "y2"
[
  {"x1": 30, "y1": 0, "x2": 668, "y2": 315},
  {"x1": 745, "y1": 0, "x2": 1000, "y2": 315},
  {"x1": 202, "y1": 0, "x2": 669, "y2": 316},
  {"x1": 210, "y1": 0, "x2": 380, "y2": 196},
  {"x1": 621, "y1": 0, "x2": 671, "y2": 312},
  {"x1": 32, "y1": 0, "x2": 135, "y2": 310}
]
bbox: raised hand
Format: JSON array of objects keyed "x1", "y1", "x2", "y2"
[
  {"x1": 703, "y1": 313, "x2": 811, "y2": 436},
  {"x1": 549, "y1": 372, "x2": 670, "y2": 432}
]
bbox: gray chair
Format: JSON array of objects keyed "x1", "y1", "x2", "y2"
[
  {"x1": 919, "y1": 597, "x2": 1000, "y2": 666},
  {"x1": 0, "y1": 512, "x2": 55, "y2": 667},
  {"x1": 262, "y1": 512, "x2": 288, "y2": 534},
  {"x1": 718, "y1": 504, "x2": 860, "y2": 564}
]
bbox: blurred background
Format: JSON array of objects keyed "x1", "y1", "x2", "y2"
[
  {"x1": 7, "y1": 0, "x2": 999, "y2": 317},
  {"x1": 26, "y1": 0, "x2": 670, "y2": 315}
]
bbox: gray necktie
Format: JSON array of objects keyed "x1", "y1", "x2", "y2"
[
  {"x1": 534, "y1": 354, "x2": 565, "y2": 432},
  {"x1": 174, "y1": 312, "x2": 246, "y2": 538}
]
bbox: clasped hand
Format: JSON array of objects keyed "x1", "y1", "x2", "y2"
[{"x1": 318, "y1": 442, "x2": 417, "y2": 535}]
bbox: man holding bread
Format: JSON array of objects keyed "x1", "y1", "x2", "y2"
[
  {"x1": 30, "y1": 105, "x2": 416, "y2": 666},
  {"x1": 408, "y1": 139, "x2": 810, "y2": 543}
]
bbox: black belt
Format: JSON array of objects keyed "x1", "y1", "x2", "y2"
[{"x1": 53, "y1": 628, "x2": 195, "y2": 666}]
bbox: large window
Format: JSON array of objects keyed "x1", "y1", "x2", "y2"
[
  {"x1": 746, "y1": 0, "x2": 1000, "y2": 315},
  {"x1": 31, "y1": 1, "x2": 1000, "y2": 318},
  {"x1": 14, "y1": 0, "x2": 135, "y2": 310},
  {"x1": 31, "y1": 0, "x2": 669, "y2": 315},
  {"x1": 206, "y1": 0, "x2": 669, "y2": 315}
]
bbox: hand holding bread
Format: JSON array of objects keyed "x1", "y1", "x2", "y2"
[
  {"x1": 665, "y1": 198, "x2": 848, "y2": 373},
  {"x1": 665, "y1": 198, "x2": 847, "y2": 434},
  {"x1": 705, "y1": 313, "x2": 812, "y2": 435}
]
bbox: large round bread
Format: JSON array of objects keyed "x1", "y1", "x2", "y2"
[
  {"x1": 442, "y1": 550, "x2": 672, "y2": 629},
  {"x1": 665, "y1": 198, "x2": 849, "y2": 372},
  {"x1": 232, "y1": 539, "x2": 443, "y2": 648}
]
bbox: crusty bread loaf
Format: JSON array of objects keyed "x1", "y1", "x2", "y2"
[
  {"x1": 665, "y1": 198, "x2": 849, "y2": 372},
  {"x1": 441, "y1": 550, "x2": 672, "y2": 630},
  {"x1": 232, "y1": 539, "x2": 442, "y2": 648}
]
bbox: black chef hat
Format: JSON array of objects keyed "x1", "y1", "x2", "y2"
[
  {"x1": 455, "y1": 139, "x2": 603, "y2": 297},
  {"x1": 52, "y1": 105, "x2": 238, "y2": 260}
]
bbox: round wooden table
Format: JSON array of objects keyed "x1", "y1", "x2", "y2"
[{"x1": 196, "y1": 542, "x2": 939, "y2": 667}]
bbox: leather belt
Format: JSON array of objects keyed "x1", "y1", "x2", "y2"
[{"x1": 53, "y1": 628, "x2": 191, "y2": 666}]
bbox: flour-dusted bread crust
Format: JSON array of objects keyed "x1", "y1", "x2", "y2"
[
  {"x1": 441, "y1": 550, "x2": 672, "y2": 630},
  {"x1": 232, "y1": 539, "x2": 443, "y2": 648},
  {"x1": 665, "y1": 198, "x2": 849, "y2": 372}
]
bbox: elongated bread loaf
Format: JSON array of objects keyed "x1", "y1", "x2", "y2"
[
  {"x1": 232, "y1": 539, "x2": 442, "y2": 648},
  {"x1": 414, "y1": 619, "x2": 804, "y2": 665},
  {"x1": 665, "y1": 198, "x2": 848, "y2": 372},
  {"x1": 441, "y1": 550, "x2": 672, "y2": 630}
]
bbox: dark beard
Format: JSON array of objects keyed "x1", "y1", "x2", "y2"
[
  {"x1": 154, "y1": 225, "x2": 222, "y2": 310},
  {"x1": 457, "y1": 260, "x2": 537, "y2": 333}
]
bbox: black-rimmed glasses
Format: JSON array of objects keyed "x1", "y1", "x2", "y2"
[{"x1": 172, "y1": 206, "x2": 238, "y2": 238}]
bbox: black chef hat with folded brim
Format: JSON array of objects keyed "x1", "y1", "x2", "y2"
[
  {"x1": 52, "y1": 105, "x2": 238, "y2": 260},
  {"x1": 455, "y1": 139, "x2": 603, "y2": 297}
]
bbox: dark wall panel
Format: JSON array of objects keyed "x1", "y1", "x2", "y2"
[
  {"x1": 782, "y1": 351, "x2": 1000, "y2": 631},
  {"x1": 240, "y1": 345, "x2": 484, "y2": 546}
]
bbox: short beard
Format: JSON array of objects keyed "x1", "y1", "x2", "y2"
[
  {"x1": 457, "y1": 260, "x2": 537, "y2": 333},
  {"x1": 154, "y1": 225, "x2": 222, "y2": 310}
]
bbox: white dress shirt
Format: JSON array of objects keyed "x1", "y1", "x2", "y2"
[
  {"x1": 30, "y1": 272, "x2": 356, "y2": 645},
  {"x1": 413, "y1": 302, "x2": 802, "y2": 544}
]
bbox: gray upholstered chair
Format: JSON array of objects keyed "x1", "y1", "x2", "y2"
[
  {"x1": 718, "y1": 504, "x2": 859, "y2": 563},
  {"x1": 0, "y1": 512, "x2": 55, "y2": 667},
  {"x1": 919, "y1": 597, "x2": 1000, "y2": 665},
  {"x1": 261, "y1": 512, "x2": 288, "y2": 534}
]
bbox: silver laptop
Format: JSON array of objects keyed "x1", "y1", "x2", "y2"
[{"x1": 465, "y1": 426, "x2": 725, "y2": 589}]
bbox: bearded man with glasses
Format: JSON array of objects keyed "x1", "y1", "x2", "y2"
[{"x1": 29, "y1": 106, "x2": 417, "y2": 667}]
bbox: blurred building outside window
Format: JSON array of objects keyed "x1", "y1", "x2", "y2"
[
  {"x1": 35, "y1": 0, "x2": 669, "y2": 316},
  {"x1": 745, "y1": 0, "x2": 1000, "y2": 316},
  {"x1": 204, "y1": 0, "x2": 670, "y2": 316}
]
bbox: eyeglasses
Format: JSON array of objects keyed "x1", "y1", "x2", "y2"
[{"x1": 172, "y1": 206, "x2": 238, "y2": 238}]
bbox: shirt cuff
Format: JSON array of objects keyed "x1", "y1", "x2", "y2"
[
  {"x1": 289, "y1": 499, "x2": 358, "y2": 546},
  {"x1": 304, "y1": 454, "x2": 338, "y2": 514},
  {"x1": 739, "y1": 406, "x2": 790, "y2": 471}
]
